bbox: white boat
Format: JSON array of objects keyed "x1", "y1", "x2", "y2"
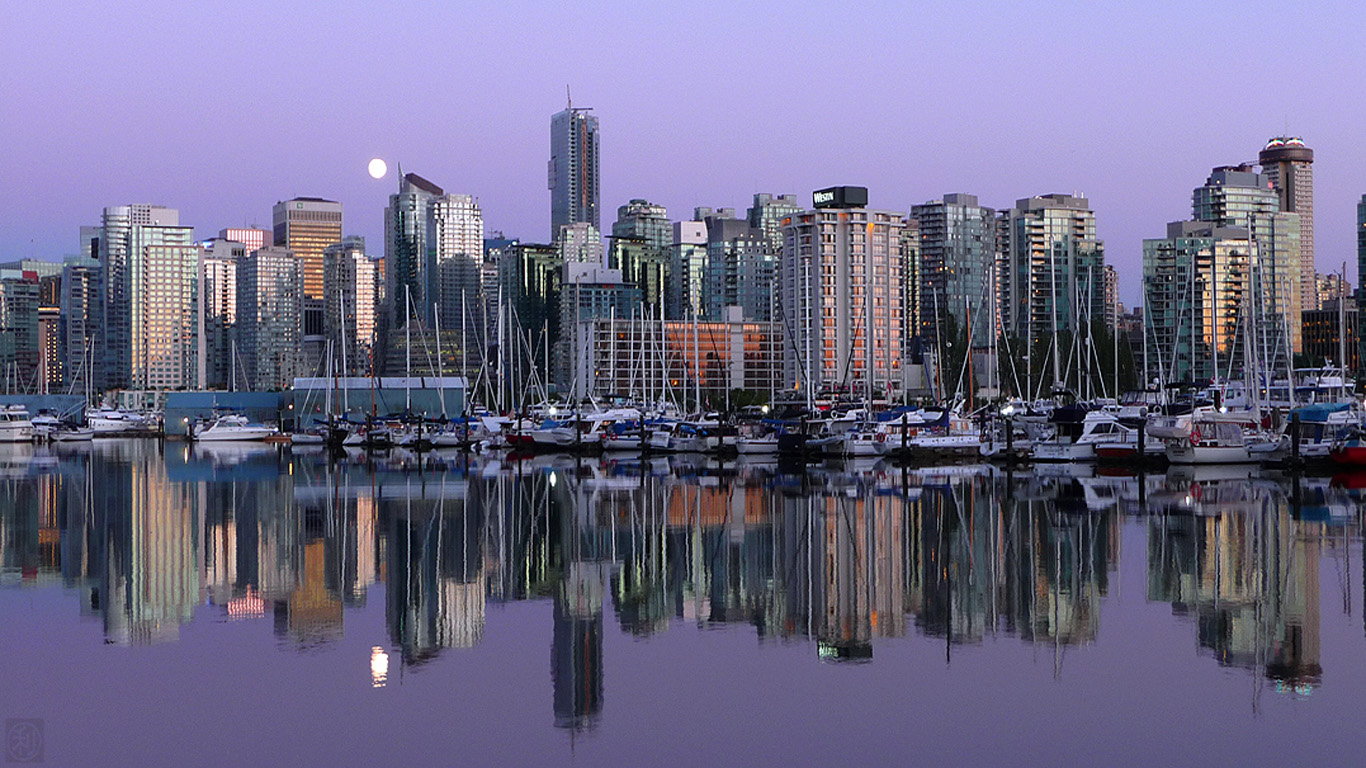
[
  {"x1": 189, "y1": 414, "x2": 278, "y2": 442},
  {"x1": 86, "y1": 408, "x2": 150, "y2": 436},
  {"x1": 30, "y1": 411, "x2": 61, "y2": 440},
  {"x1": 0, "y1": 406, "x2": 34, "y2": 443},
  {"x1": 835, "y1": 426, "x2": 889, "y2": 457},
  {"x1": 53, "y1": 426, "x2": 94, "y2": 442},
  {"x1": 1164, "y1": 414, "x2": 1274, "y2": 465}
]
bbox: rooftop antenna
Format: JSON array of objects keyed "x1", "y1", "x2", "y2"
[{"x1": 567, "y1": 84, "x2": 572, "y2": 109}]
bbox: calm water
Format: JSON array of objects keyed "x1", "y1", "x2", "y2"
[{"x1": 3, "y1": 441, "x2": 1366, "y2": 766}]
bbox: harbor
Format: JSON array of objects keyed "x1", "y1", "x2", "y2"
[{"x1": 2, "y1": 440, "x2": 1365, "y2": 764}]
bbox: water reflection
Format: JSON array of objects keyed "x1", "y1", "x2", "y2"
[{"x1": 1, "y1": 444, "x2": 1361, "y2": 730}]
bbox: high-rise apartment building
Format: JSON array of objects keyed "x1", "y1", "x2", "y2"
[
  {"x1": 558, "y1": 262, "x2": 641, "y2": 395},
  {"x1": 323, "y1": 237, "x2": 380, "y2": 376},
  {"x1": 200, "y1": 238, "x2": 244, "y2": 389},
  {"x1": 701, "y1": 212, "x2": 772, "y2": 322},
  {"x1": 778, "y1": 187, "x2": 906, "y2": 399},
  {"x1": 611, "y1": 199, "x2": 670, "y2": 253},
  {"x1": 610, "y1": 199, "x2": 669, "y2": 312},
  {"x1": 431, "y1": 192, "x2": 484, "y2": 333},
  {"x1": 1102, "y1": 264, "x2": 1119, "y2": 330},
  {"x1": 0, "y1": 271, "x2": 40, "y2": 392},
  {"x1": 1142, "y1": 221, "x2": 1253, "y2": 382},
  {"x1": 385, "y1": 173, "x2": 483, "y2": 331},
  {"x1": 549, "y1": 102, "x2": 600, "y2": 238},
  {"x1": 909, "y1": 193, "x2": 997, "y2": 347},
  {"x1": 1259, "y1": 137, "x2": 1315, "y2": 312},
  {"x1": 272, "y1": 197, "x2": 342, "y2": 336},
  {"x1": 747, "y1": 194, "x2": 803, "y2": 255},
  {"x1": 669, "y1": 221, "x2": 707, "y2": 321},
  {"x1": 237, "y1": 246, "x2": 302, "y2": 390},
  {"x1": 607, "y1": 236, "x2": 668, "y2": 310},
  {"x1": 1191, "y1": 165, "x2": 1302, "y2": 356},
  {"x1": 998, "y1": 194, "x2": 1107, "y2": 346},
  {"x1": 59, "y1": 256, "x2": 101, "y2": 392},
  {"x1": 98, "y1": 204, "x2": 200, "y2": 391}
]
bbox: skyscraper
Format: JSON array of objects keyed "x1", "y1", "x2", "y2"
[
  {"x1": 200, "y1": 238, "x2": 244, "y2": 389},
  {"x1": 1142, "y1": 221, "x2": 1253, "y2": 382},
  {"x1": 910, "y1": 193, "x2": 997, "y2": 347},
  {"x1": 700, "y1": 212, "x2": 773, "y2": 322},
  {"x1": 746, "y1": 193, "x2": 803, "y2": 254},
  {"x1": 668, "y1": 221, "x2": 707, "y2": 321},
  {"x1": 0, "y1": 271, "x2": 39, "y2": 391},
  {"x1": 323, "y1": 237, "x2": 380, "y2": 377},
  {"x1": 999, "y1": 194, "x2": 1107, "y2": 345},
  {"x1": 98, "y1": 204, "x2": 200, "y2": 391},
  {"x1": 272, "y1": 197, "x2": 342, "y2": 335},
  {"x1": 384, "y1": 173, "x2": 483, "y2": 331},
  {"x1": 59, "y1": 255, "x2": 101, "y2": 392},
  {"x1": 778, "y1": 187, "x2": 906, "y2": 399},
  {"x1": 431, "y1": 192, "x2": 485, "y2": 331},
  {"x1": 1259, "y1": 137, "x2": 1315, "y2": 312},
  {"x1": 1191, "y1": 164, "x2": 1302, "y2": 356},
  {"x1": 237, "y1": 246, "x2": 302, "y2": 390},
  {"x1": 549, "y1": 101, "x2": 600, "y2": 238}
]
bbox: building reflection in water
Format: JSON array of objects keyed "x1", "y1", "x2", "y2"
[{"x1": 1, "y1": 445, "x2": 1361, "y2": 724}]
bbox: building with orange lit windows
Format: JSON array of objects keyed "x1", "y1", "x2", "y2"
[{"x1": 778, "y1": 187, "x2": 907, "y2": 401}]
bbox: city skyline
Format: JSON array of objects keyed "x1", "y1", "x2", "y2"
[{"x1": 5, "y1": 2, "x2": 1366, "y2": 307}]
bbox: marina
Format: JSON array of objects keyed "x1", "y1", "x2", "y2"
[{"x1": 4, "y1": 440, "x2": 1366, "y2": 764}]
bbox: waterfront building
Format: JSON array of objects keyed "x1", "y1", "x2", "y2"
[
  {"x1": 1260, "y1": 137, "x2": 1316, "y2": 312},
  {"x1": 237, "y1": 247, "x2": 302, "y2": 390},
  {"x1": 200, "y1": 238, "x2": 243, "y2": 390},
  {"x1": 700, "y1": 213, "x2": 772, "y2": 322},
  {"x1": 59, "y1": 256, "x2": 101, "y2": 392},
  {"x1": 549, "y1": 101, "x2": 600, "y2": 237},
  {"x1": 909, "y1": 193, "x2": 997, "y2": 347},
  {"x1": 0, "y1": 271, "x2": 39, "y2": 392},
  {"x1": 273, "y1": 197, "x2": 341, "y2": 337},
  {"x1": 323, "y1": 237, "x2": 380, "y2": 377},
  {"x1": 998, "y1": 194, "x2": 1107, "y2": 345},
  {"x1": 668, "y1": 221, "x2": 707, "y2": 320},
  {"x1": 1191, "y1": 164, "x2": 1302, "y2": 357},
  {"x1": 1359, "y1": 195, "x2": 1366, "y2": 370},
  {"x1": 778, "y1": 187, "x2": 907, "y2": 399},
  {"x1": 431, "y1": 192, "x2": 485, "y2": 331},
  {"x1": 99, "y1": 204, "x2": 201, "y2": 391},
  {"x1": 218, "y1": 227, "x2": 271, "y2": 254},
  {"x1": 557, "y1": 262, "x2": 641, "y2": 395},
  {"x1": 576, "y1": 306, "x2": 783, "y2": 403},
  {"x1": 384, "y1": 173, "x2": 440, "y2": 329},
  {"x1": 1142, "y1": 221, "x2": 1253, "y2": 382}
]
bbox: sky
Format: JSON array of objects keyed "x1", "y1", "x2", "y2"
[{"x1": 3, "y1": 0, "x2": 1365, "y2": 307}]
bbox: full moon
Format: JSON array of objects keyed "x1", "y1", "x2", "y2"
[{"x1": 367, "y1": 158, "x2": 388, "y2": 179}]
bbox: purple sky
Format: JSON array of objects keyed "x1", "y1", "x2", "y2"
[{"x1": 3, "y1": 0, "x2": 1364, "y2": 306}]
